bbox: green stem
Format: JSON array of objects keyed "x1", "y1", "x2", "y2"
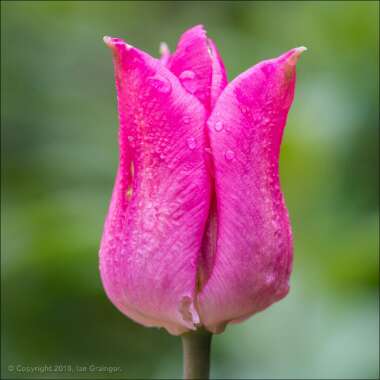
[{"x1": 181, "y1": 328, "x2": 213, "y2": 380}]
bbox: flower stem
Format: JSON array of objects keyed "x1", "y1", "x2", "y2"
[{"x1": 181, "y1": 328, "x2": 213, "y2": 380}]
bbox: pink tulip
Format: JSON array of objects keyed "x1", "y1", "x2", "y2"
[{"x1": 100, "y1": 25, "x2": 305, "y2": 336}]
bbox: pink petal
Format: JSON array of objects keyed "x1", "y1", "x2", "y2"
[
  {"x1": 100, "y1": 37, "x2": 210, "y2": 335},
  {"x1": 198, "y1": 47, "x2": 306, "y2": 333},
  {"x1": 167, "y1": 25, "x2": 227, "y2": 113}
]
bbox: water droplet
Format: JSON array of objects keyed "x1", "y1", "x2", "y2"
[
  {"x1": 214, "y1": 121, "x2": 223, "y2": 132},
  {"x1": 265, "y1": 273, "x2": 275, "y2": 286},
  {"x1": 179, "y1": 70, "x2": 197, "y2": 94},
  {"x1": 187, "y1": 137, "x2": 196, "y2": 150},
  {"x1": 127, "y1": 135, "x2": 134, "y2": 142},
  {"x1": 148, "y1": 75, "x2": 172, "y2": 94},
  {"x1": 225, "y1": 150, "x2": 235, "y2": 161},
  {"x1": 183, "y1": 116, "x2": 190, "y2": 124},
  {"x1": 179, "y1": 70, "x2": 196, "y2": 80},
  {"x1": 263, "y1": 117, "x2": 270, "y2": 124}
]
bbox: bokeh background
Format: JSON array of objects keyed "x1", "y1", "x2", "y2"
[{"x1": 1, "y1": 1, "x2": 379, "y2": 379}]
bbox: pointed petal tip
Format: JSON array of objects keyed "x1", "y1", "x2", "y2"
[
  {"x1": 294, "y1": 46, "x2": 307, "y2": 58},
  {"x1": 159, "y1": 41, "x2": 170, "y2": 55},
  {"x1": 185, "y1": 24, "x2": 207, "y2": 36},
  {"x1": 286, "y1": 46, "x2": 307, "y2": 65},
  {"x1": 103, "y1": 35, "x2": 113, "y2": 47},
  {"x1": 103, "y1": 35, "x2": 132, "y2": 50},
  {"x1": 193, "y1": 23, "x2": 205, "y2": 31},
  {"x1": 159, "y1": 42, "x2": 170, "y2": 65},
  {"x1": 296, "y1": 46, "x2": 308, "y2": 53}
]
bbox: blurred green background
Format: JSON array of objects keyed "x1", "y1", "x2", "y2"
[{"x1": 1, "y1": 1, "x2": 379, "y2": 379}]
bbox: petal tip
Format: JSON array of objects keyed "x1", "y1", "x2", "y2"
[
  {"x1": 287, "y1": 46, "x2": 307, "y2": 65},
  {"x1": 103, "y1": 35, "x2": 113, "y2": 47},
  {"x1": 184, "y1": 24, "x2": 207, "y2": 37},
  {"x1": 294, "y1": 46, "x2": 307, "y2": 57},
  {"x1": 193, "y1": 23, "x2": 206, "y2": 31},
  {"x1": 159, "y1": 41, "x2": 170, "y2": 55},
  {"x1": 103, "y1": 36, "x2": 133, "y2": 50},
  {"x1": 296, "y1": 46, "x2": 307, "y2": 53}
]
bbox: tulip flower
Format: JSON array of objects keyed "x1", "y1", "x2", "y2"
[{"x1": 100, "y1": 25, "x2": 305, "y2": 379}]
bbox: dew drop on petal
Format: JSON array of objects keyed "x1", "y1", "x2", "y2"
[
  {"x1": 147, "y1": 75, "x2": 172, "y2": 94},
  {"x1": 265, "y1": 273, "x2": 275, "y2": 286},
  {"x1": 179, "y1": 70, "x2": 196, "y2": 80},
  {"x1": 214, "y1": 121, "x2": 223, "y2": 132},
  {"x1": 179, "y1": 70, "x2": 197, "y2": 94},
  {"x1": 225, "y1": 150, "x2": 235, "y2": 161},
  {"x1": 187, "y1": 137, "x2": 196, "y2": 150}
]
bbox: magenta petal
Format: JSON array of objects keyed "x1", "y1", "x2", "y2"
[
  {"x1": 198, "y1": 48, "x2": 306, "y2": 333},
  {"x1": 100, "y1": 37, "x2": 210, "y2": 335},
  {"x1": 167, "y1": 25, "x2": 227, "y2": 113}
]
